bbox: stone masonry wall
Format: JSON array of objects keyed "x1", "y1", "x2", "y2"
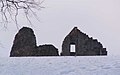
[
  {"x1": 61, "y1": 27, "x2": 107, "y2": 56},
  {"x1": 10, "y1": 27, "x2": 59, "y2": 57}
]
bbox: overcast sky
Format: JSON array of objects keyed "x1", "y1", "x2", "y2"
[{"x1": 0, "y1": 0, "x2": 120, "y2": 57}]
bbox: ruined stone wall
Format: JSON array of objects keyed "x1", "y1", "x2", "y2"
[
  {"x1": 61, "y1": 27, "x2": 107, "y2": 56},
  {"x1": 10, "y1": 27, "x2": 59, "y2": 57},
  {"x1": 10, "y1": 26, "x2": 107, "y2": 57},
  {"x1": 36, "y1": 45, "x2": 59, "y2": 56},
  {"x1": 10, "y1": 27, "x2": 37, "y2": 56}
]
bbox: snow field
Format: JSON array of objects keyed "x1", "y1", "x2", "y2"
[{"x1": 0, "y1": 56, "x2": 120, "y2": 75}]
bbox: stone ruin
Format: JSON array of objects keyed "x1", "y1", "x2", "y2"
[
  {"x1": 61, "y1": 27, "x2": 107, "y2": 56},
  {"x1": 10, "y1": 27, "x2": 59, "y2": 57},
  {"x1": 10, "y1": 27, "x2": 107, "y2": 57}
]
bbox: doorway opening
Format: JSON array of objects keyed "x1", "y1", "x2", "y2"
[{"x1": 70, "y1": 44, "x2": 76, "y2": 56}]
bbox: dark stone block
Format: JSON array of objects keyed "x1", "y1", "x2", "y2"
[
  {"x1": 10, "y1": 26, "x2": 107, "y2": 57},
  {"x1": 10, "y1": 27, "x2": 59, "y2": 57},
  {"x1": 70, "y1": 52, "x2": 76, "y2": 56},
  {"x1": 36, "y1": 44, "x2": 59, "y2": 56},
  {"x1": 61, "y1": 27, "x2": 107, "y2": 56}
]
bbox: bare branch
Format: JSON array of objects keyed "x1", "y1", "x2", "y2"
[{"x1": 0, "y1": 0, "x2": 44, "y2": 28}]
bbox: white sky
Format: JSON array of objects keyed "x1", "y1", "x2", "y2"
[{"x1": 0, "y1": 0, "x2": 120, "y2": 57}]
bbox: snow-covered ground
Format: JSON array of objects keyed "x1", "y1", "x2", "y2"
[{"x1": 0, "y1": 56, "x2": 120, "y2": 75}]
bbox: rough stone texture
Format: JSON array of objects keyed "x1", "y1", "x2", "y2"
[
  {"x1": 10, "y1": 26, "x2": 107, "y2": 57},
  {"x1": 10, "y1": 27, "x2": 59, "y2": 57},
  {"x1": 61, "y1": 27, "x2": 107, "y2": 56},
  {"x1": 36, "y1": 45, "x2": 59, "y2": 56},
  {"x1": 10, "y1": 27, "x2": 37, "y2": 57}
]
